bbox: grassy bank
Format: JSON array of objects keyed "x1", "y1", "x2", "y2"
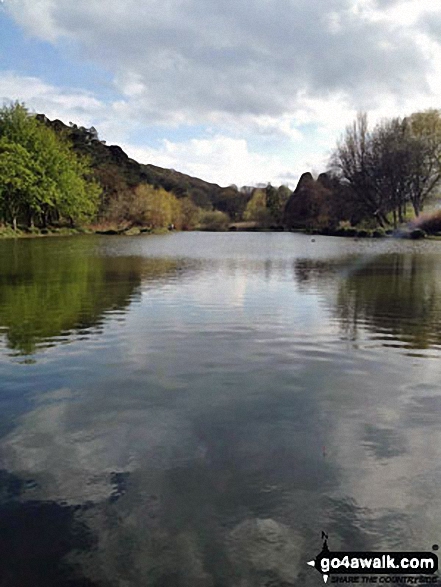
[
  {"x1": 0, "y1": 225, "x2": 94, "y2": 239},
  {"x1": 0, "y1": 223, "x2": 174, "y2": 239}
]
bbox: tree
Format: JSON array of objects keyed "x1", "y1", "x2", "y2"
[
  {"x1": 330, "y1": 113, "x2": 390, "y2": 226},
  {"x1": 265, "y1": 184, "x2": 282, "y2": 224},
  {"x1": 369, "y1": 117, "x2": 412, "y2": 227},
  {"x1": 198, "y1": 210, "x2": 230, "y2": 231},
  {"x1": 107, "y1": 183, "x2": 198, "y2": 229},
  {"x1": 179, "y1": 197, "x2": 200, "y2": 230},
  {"x1": 141, "y1": 185, "x2": 181, "y2": 228},
  {"x1": 243, "y1": 188, "x2": 273, "y2": 225},
  {"x1": 211, "y1": 185, "x2": 248, "y2": 220},
  {"x1": 283, "y1": 173, "x2": 338, "y2": 229},
  {"x1": 405, "y1": 109, "x2": 441, "y2": 216},
  {"x1": 331, "y1": 110, "x2": 441, "y2": 227},
  {"x1": 0, "y1": 102, "x2": 99, "y2": 228},
  {"x1": 0, "y1": 139, "x2": 44, "y2": 230},
  {"x1": 277, "y1": 185, "x2": 291, "y2": 213},
  {"x1": 266, "y1": 184, "x2": 292, "y2": 225}
]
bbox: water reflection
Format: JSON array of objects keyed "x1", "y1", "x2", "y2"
[
  {"x1": 0, "y1": 469, "x2": 96, "y2": 587},
  {"x1": 294, "y1": 252, "x2": 441, "y2": 351},
  {"x1": 1, "y1": 234, "x2": 441, "y2": 586},
  {"x1": 0, "y1": 237, "x2": 183, "y2": 356},
  {"x1": 336, "y1": 254, "x2": 441, "y2": 350}
]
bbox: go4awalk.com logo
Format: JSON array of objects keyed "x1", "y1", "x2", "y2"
[{"x1": 307, "y1": 533, "x2": 439, "y2": 584}]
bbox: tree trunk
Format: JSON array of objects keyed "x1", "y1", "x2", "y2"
[
  {"x1": 413, "y1": 201, "x2": 420, "y2": 218},
  {"x1": 12, "y1": 216, "x2": 17, "y2": 231},
  {"x1": 375, "y1": 210, "x2": 390, "y2": 228}
]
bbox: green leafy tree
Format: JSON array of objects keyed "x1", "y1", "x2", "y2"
[
  {"x1": 266, "y1": 184, "x2": 292, "y2": 225},
  {"x1": 0, "y1": 102, "x2": 99, "y2": 228},
  {"x1": 243, "y1": 189, "x2": 273, "y2": 226},
  {"x1": 55, "y1": 154, "x2": 101, "y2": 225},
  {"x1": 265, "y1": 184, "x2": 280, "y2": 224},
  {"x1": 0, "y1": 139, "x2": 44, "y2": 230}
]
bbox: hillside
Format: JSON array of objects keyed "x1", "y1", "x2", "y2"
[{"x1": 35, "y1": 115, "x2": 249, "y2": 220}]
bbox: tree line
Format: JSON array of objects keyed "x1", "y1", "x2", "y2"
[
  {"x1": 0, "y1": 103, "x2": 251, "y2": 233},
  {"x1": 284, "y1": 109, "x2": 441, "y2": 232},
  {"x1": 331, "y1": 110, "x2": 441, "y2": 226},
  {"x1": 1, "y1": 101, "x2": 441, "y2": 235}
]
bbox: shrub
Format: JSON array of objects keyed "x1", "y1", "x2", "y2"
[
  {"x1": 199, "y1": 210, "x2": 230, "y2": 231},
  {"x1": 409, "y1": 228, "x2": 426, "y2": 239}
]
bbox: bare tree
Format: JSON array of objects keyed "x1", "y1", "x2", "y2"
[
  {"x1": 331, "y1": 113, "x2": 390, "y2": 226},
  {"x1": 331, "y1": 110, "x2": 441, "y2": 226},
  {"x1": 370, "y1": 117, "x2": 412, "y2": 227}
]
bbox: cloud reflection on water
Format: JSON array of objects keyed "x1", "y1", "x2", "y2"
[{"x1": 1, "y1": 233, "x2": 441, "y2": 585}]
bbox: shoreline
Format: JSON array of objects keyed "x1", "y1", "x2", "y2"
[{"x1": 0, "y1": 224, "x2": 438, "y2": 240}]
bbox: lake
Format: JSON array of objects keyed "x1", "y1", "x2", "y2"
[{"x1": 0, "y1": 231, "x2": 441, "y2": 586}]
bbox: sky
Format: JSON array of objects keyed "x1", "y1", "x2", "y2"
[{"x1": 1, "y1": 0, "x2": 441, "y2": 188}]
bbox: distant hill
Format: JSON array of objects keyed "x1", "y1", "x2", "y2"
[{"x1": 35, "y1": 115, "x2": 249, "y2": 219}]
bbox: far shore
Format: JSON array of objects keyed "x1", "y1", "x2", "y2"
[{"x1": 1, "y1": 222, "x2": 439, "y2": 241}]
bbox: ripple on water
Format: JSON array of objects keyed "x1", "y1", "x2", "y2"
[{"x1": 1, "y1": 233, "x2": 441, "y2": 586}]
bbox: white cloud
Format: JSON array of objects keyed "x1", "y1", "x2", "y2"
[
  {"x1": 0, "y1": 71, "x2": 305, "y2": 186},
  {"x1": 381, "y1": 0, "x2": 439, "y2": 26},
  {"x1": 122, "y1": 135, "x2": 294, "y2": 187},
  {"x1": 4, "y1": 0, "x2": 60, "y2": 41},
  {"x1": 0, "y1": 71, "x2": 103, "y2": 125},
  {"x1": 3, "y1": 0, "x2": 441, "y2": 186},
  {"x1": 5, "y1": 0, "x2": 439, "y2": 124},
  {"x1": 0, "y1": 71, "x2": 146, "y2": 147}
]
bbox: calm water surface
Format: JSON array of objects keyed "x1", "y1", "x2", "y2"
[{"x1": 0, "y1": 232, "x2": 441, "y2": 586}]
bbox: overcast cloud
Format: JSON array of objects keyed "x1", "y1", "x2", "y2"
[{"x1": 2, "y1": 0, "x2": 441, "y2": 185}]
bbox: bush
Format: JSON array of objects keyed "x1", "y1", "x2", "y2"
[
  {"x1": 199, "y1": 210, "x2": 230, "y2": 231},
  {"x1": 372, "y1": 228, "x2": 386, "y2": 238},
  {"x1": 107, "y1": 184, "x2": 181, "y2": 229},
  {"x1": 409, "y1": 228, "x2": 426, "y2": 239}
]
